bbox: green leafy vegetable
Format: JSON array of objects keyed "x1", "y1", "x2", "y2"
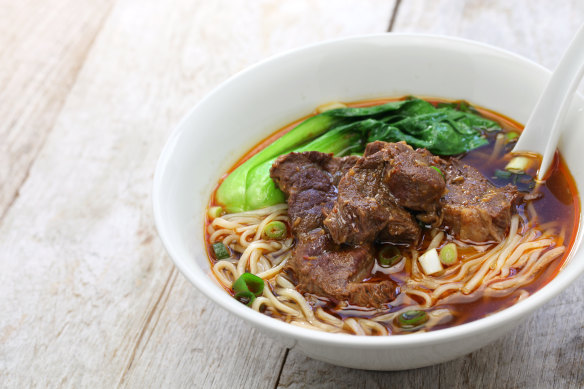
[
  {"x1": 231, "y1": 120, "x2": 376, "y2": 211},
  {"x1": 215, "y1": 97, "x2": 501, "y2": 212},
  {"x1": 216, "y1": 114, "x2": 345, "y2": 212}
]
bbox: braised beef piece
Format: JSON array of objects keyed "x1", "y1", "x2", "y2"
[
  {"x1": 289, "y1": 227, "x2": 396, "y2": 307},
  {"x1": 323, "y1": 141, "x2": 445, "y2": 245},
  {"x1": 381, "y1": 142, "x2": 445, "y2": 213},
  {"x1": 270, "y1": 152, "x2": 397, "y2": 307},
  {"x1": 440, "y1": 159, "x2": 522, "y2": 242},
  {"x1": 270, "y1": 152, "x2": 358, "y2": 232},
  {"x1": 268, "y1": 141, "x2": 522, "y2": 307},
  {"x1": 384, "y1": 143, "x2": 445, "y2": 226}
]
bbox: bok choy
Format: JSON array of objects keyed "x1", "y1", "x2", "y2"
[{"x1": 215, "y1": 97, "x2": 501, "y2": 212}]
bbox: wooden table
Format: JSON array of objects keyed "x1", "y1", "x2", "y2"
[{"x1": 2, "y1": 1, "x2": 583, "y2": 387}]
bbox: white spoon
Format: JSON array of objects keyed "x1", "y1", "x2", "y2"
[{"x1": 512, "y1": 24, "x2": 584, "y2": 180}]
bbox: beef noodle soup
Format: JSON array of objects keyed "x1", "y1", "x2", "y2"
[{"x1": 205, "y1": 97, "x2": 579, "y2": 335}]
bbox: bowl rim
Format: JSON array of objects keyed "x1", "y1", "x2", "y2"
[{"x1": 153, "y1": 32, "x2": 584, "y2": 348}]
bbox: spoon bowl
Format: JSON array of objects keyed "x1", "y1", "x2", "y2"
[{"x1": 513, "y1": 24, "x2": 584, "y2": 180}]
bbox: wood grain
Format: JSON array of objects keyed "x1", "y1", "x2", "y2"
[
  {"x1": 118, "y1": 1, "x2": 394, "y2": 387},
  {"x1": 393, "y1": 0, "x2": 584, "y2": 69},
  {"x1": 279, "y1": 1, "x2": 584, "y2": 387},
  {"x1": 2, "y1": 0, "x2": 583, "y2": 388},
  {"x1": 0, "y1": 0, "x2": 392, "y2": 387},
  {"x1": 0, "y1": 0, "x2": 115, "y2": 221}
]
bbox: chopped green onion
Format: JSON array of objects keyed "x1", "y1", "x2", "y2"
[
  {"x1": 232, "y1": 272, "x2": 265, "y2": 306},
  {"x1": 233, "y1": 273, "x2": 264, "y2": 296},
  {"x1": 418, "y1": 248, "x2": 443, "y2": 275},
  {"x1": 397, "y1": 310, "x2": 429, "y2": 329},
  {"x1": 378, "y1": 245, "x2": 401, "y2": 267},
  {"x1": 505, "y1": 156, "x2": 531, "y2": 174},
  {"x1": 494, "y1": 169, "x2": 512, "y2": 179},
  {"x1": 439, "y1": 243, "x2": 458, "y2": 266},
  {"x1": 430, "y1": 166, "x2": 444, "y2": 178},
  {"x1": 234, "y1": 290, "x2": 255, "y2": 306},
  {"x1": 262, "y1": 221, "x2": 288, "y2": 240},
  {"x1": 505, "y1": 131, "x2": 519, "y2": 141},
  {"x1": 493, "y1": 169, "x2": 536, "y2": 193},
  {"x1": 208, "y1": 206, "x2": 223, "y2": 219},
  {"x1": 212, "y1": 242, "x2": 230, "y2": 260}
]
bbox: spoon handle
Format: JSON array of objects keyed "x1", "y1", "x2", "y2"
[{"x1": 513, "y1": 24, "x2": 584, "y2": 180}]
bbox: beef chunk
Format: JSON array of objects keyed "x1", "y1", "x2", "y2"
[
  {"x1": 323, "y1": 141, "x2": 440, "y2": 245},
  {"x1": 270, "y1": 152, "x2": 357, "y2": 233},
  {"x1": 440, "y1": 159, "x2": 522, "y2": 242},
  {"x1": 270, "y1": 152, "x2": 398, "y2": 307},
  {"x1": 382, "y1": 142, "x2": 445, "y2": 214},
  {"x1": 377, "y1": 203, "x2": 424, "y2": 244},
  {"x1": 348, "y1": 280, "x2": 398, "y2": 307},
  {"x1": 286, "y1": 228, "x2": 396, "y2": 306}
]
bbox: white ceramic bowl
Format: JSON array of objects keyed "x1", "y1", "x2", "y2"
[{"x1": 153, "y1": 34, "x2": 584, "y2": 370}]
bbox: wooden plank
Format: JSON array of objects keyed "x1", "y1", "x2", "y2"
[
  {"x1": 0, "y1": 0, "x2": 393, "y2": 387},
  {"x1": 392, "y1": 0, "x2": 584, "y2": 69},
  {"x1": 0, "y1": 0, "x2": 115, "y2": 220},
  {"x1": 119, "y1": 1, "x2": 394, "y2": 387},
  {"x1": 278, "y1": 1, "x2": 584, "y2": 387}
]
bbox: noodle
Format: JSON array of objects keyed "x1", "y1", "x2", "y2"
[{"x1": 208, "y1": 204, "x2": 568, "y2": 336}]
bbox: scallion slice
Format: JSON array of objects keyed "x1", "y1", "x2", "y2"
[
  {"x1": 234, "y1": 290, "x2": 255, "y2": 306},
  {"x1": 262, "y1": 221, "x2": 288, "y2": 240},
  {"x1": 430, "y1": 166, "x2": 445, "y2": 178},
  {"x1": 494, "y1": 169, "x2": 512, "y2": 179},
  {"x1": 439, "y1": 243, "x2": 458, "y2": 266},
  {"x1": 505, "y1": 156, "x2": 531, "y2": 174},
  {"x1": 378, "y1": 245, "x2": 401, "y2": 267},
  {"x1": 397, "y1": 310, "x2": 429, "y2": 329},
  {"x1": 505, "y1": 131, "x2": 519, "y2": 141},
  {"x1": 208, "y1": 206, "x2": 223, "y2": 219},
  {"x1": 232, "y1": 272, "x2": 265, "y2": 306},
  {"x1": 212, "y1": 242, "x2": 230, "y2": 260}
]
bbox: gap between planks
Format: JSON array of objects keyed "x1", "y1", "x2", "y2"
[
  {"x1": 115, "y1": 1, "x2": 403, "y2": 386},
  {"x1": 117, "y1": 267, "x2": 179, "y2": 387},
  {"x1": 274, "y1": 348, "x2": 291, "y2": 389},
  {"x1": 387, "y1": 0, "x2": 402, "y2": 32}
]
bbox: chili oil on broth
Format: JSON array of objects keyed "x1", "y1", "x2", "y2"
[{"x1": 204, "y1": 97, "x2": 579, "y2": 335}]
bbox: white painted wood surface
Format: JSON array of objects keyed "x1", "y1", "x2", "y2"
[{"x1": 1, "y1": 1, "x2": 583, "y2": 388}]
